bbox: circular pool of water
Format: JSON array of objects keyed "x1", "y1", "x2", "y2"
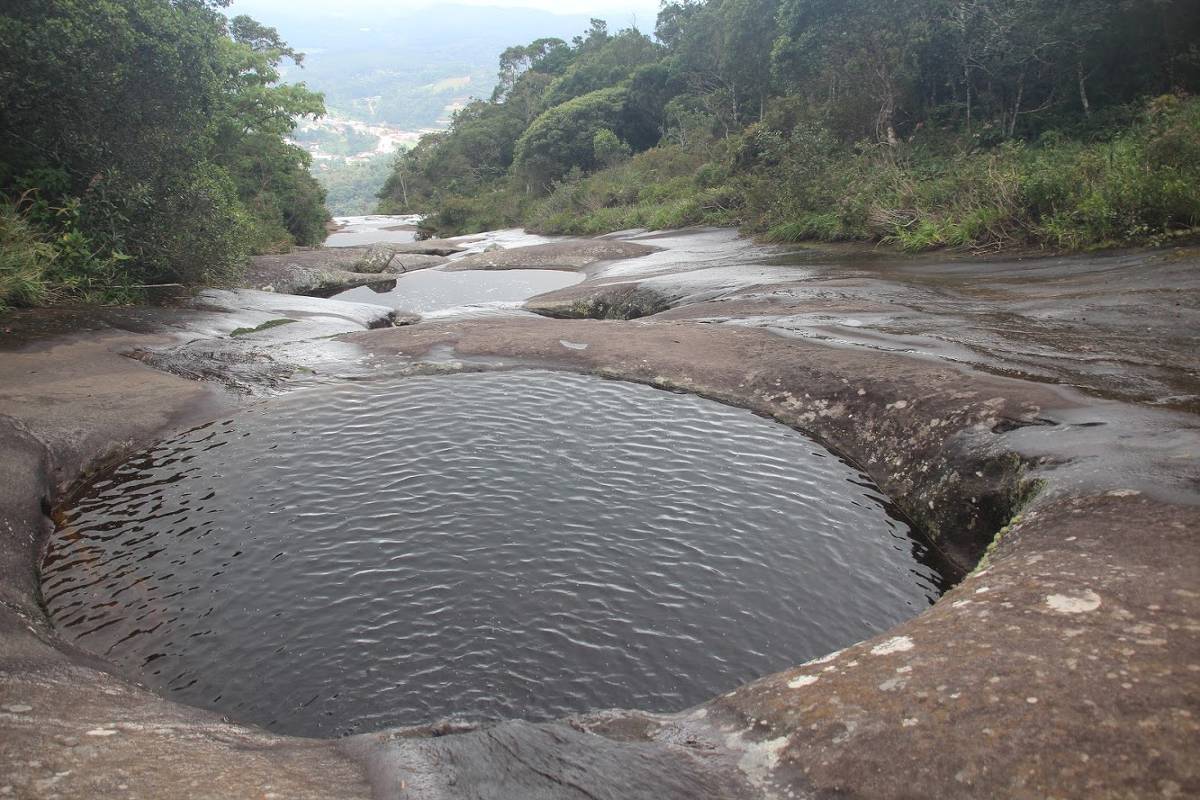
[{"x1": 42, "y1": 371, "x2": 951, "y2": 737}]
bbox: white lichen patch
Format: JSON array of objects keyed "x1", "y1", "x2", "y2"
[
  {"x1": 1046, "y1": 590, "x2": 1102, "y2": 614},
  {"x1": 729, "y1": 732, "x2": 790, "y2": 787},
  {"x1": 787, "y1": 675, "x2": 819, "y2": 689},
  {"x1": 85, "y1": 728, "x2": 118, "y2": 737},
  {"x1": 871, "y1": 636, "x2": 915, "y2": 656},
  {"x1": 805, "y1": 648, "x2": 844, "y2": 666},
  {"x1": 1, "y1": 704, "x2": 32, "y2": 714}
]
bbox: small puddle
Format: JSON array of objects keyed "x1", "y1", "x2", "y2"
[
  {"x1": 332, "y1": 269, "x2": 582, "y2": 316},
  {"x1": 42, "y1": 371, "x2": 951, "y2": 737}
]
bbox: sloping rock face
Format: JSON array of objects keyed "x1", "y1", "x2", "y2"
[
  {"x1": 243, "y1": 244, "x2": 461, "y2": 295},
  {"x1": 1, "y1": 231, "x2": 1198, "y2": 799},
  {"x1": 244, "y1": 248, "x2": 396, "y2": 295},
  {"x1": 343, "y1": 718, "x2": 753, "y2": 800}
]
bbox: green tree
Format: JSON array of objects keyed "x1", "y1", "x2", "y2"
[
  {"x1": 513, "y1": 87, "x2": 629, "y2": 190},
  {"x1": 541, "y1": 29, "x2": 660, "y2": 108},
  {"x1": 593, "y1": 128, "x2": 631, "y2": 167},
  {"x1": 0, "y1": 0, "x2": 328, "y2": 296}
]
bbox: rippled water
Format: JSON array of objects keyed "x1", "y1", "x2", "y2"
[
  {"x1": 333, "y1": 268, "x2": 582, "y2": 315},
  {"x1": 43, "y1": 371, "x2": 950, "y2": 737}
]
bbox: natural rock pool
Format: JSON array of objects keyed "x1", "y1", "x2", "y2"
[{"x1": 41, "y1": 371, "x2": 951, "y2": 737}]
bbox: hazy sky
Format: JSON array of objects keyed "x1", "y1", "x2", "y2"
[{"x1": 226, "y1": 0, "x2": 662, "y2": 30}]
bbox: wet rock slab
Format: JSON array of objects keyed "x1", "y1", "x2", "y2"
[
  {"x1": 135, "y1": 289, "x2": 409, "y2": 394},
  {"x1": 444, "y1": 239, "x2": 660, "y2": 271}
]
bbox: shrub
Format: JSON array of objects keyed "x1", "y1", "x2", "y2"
[
  {"x1": 514, "y1": 87, "x2": 629, "y2": 190},
  {"x1": 0, "y1": 200, "x2": 53, "y2": 310}
]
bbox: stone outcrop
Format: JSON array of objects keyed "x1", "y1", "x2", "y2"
[{"x1": 243, "y1": 244, "x2": 459, "y2": 295}]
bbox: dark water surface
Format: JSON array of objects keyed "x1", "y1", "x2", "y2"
[{"x1": 43, "y1": 371, "x2": 950, "y2": 737}]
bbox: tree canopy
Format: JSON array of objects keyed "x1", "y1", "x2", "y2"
[
  {"x1": 0, "y1": 0, "x2": 328, "y2": 301},
  {"x1": 380, "y1": 0, "x2": 1200, "y2": 249}
]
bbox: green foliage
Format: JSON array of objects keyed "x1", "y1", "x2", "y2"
[
  {"x1": 1020, "y1": 99, "x2": 1200, "y2": 247},
  {"x1": 418, "y1": 185, "x2": 531, "y2": 237},
  {"x1": 130, "y1": 163, "x2": 252, "y2": 285},
  {"x1": 514, "y1": 87, "x2": 629, "y2": 190},
  {"x1": 518, "y1": 97, "x2": 1200, "y2": 251},
  {"x1": 0, "y1": 199, "x2": 54, "y2": 310},
  {"x1": 524, "y1": 145, "x2": 724, "y2": 234},
  {"x1": 315, "y1": 154, "x2": 397, "y2": 216},
  {"x1": 746, "y1": 96, "x2": 1200, "y2": 251},
  {"x1": 592, "y1": 129, "x2": 631, "y2": 168},
  {"x1": 385, "y1": 2, "x2": 1200, "y2": 247},
  {"x1": 541, "y1": 28, "x2": 660, "y2": 109},
  {"x1": 0, "y1": 0, "x2": 329, "y2": 309}
]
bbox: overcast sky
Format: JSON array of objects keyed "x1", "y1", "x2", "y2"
[{"x1": 226, "y1": 0, "x2": 662, "y2": 30}]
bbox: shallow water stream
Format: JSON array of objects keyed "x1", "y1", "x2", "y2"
[{"x1": 43, "y1": 371, "x2": 950, "y2": 737}]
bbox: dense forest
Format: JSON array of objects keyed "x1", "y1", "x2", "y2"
[
  {"x1": 379, "y1": 0, "x2": 1200, "y2": 251},
  {"x1": 0, "y1": 0, "x2": 326, "y2": 309}
]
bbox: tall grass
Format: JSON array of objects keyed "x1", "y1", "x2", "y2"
[
  {"x1": 524, "y1": 146, "x2": 738, "y2": 235},
  {"x1": 0, "y1": 200, "x2": 54, "y2": 310},
  {"x1": 423, "y1": 96, "x2": 1200, "y2": 253}
]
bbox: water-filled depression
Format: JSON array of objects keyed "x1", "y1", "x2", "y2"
[{"x1": 42, "y1": 371, "x2": 951, "y2": 737}]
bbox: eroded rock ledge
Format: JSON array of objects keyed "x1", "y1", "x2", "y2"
[
  {"x1": 244, "y1": 243, "x2": 461, "y2": 295},
  {"x1": 1, "y1": 234, "x2": 1197, "y2": 799}
]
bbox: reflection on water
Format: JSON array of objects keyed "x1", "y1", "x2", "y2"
[
  {"x1": 43, "y1": 371, "x2": 951, "y2": 737},
  {"x1": 333, "y1": 268, "x2": 582, "y2": 315}
]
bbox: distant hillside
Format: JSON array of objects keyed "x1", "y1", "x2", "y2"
[{"x1": 226, "y1": 2, "x2": 598, "y2": 129}]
